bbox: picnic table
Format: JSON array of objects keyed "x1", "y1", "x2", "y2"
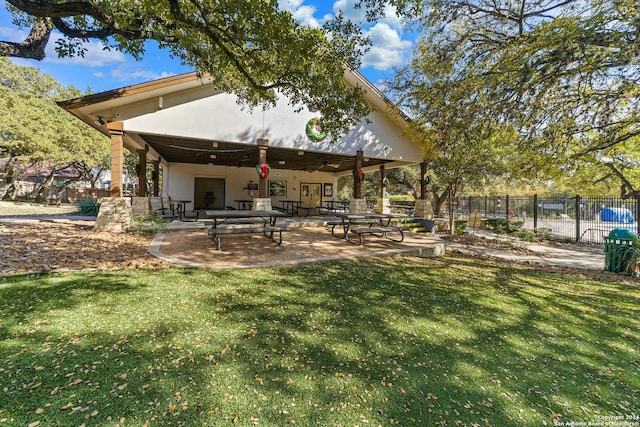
[
  {"x1": 331, "y1": 212, "x2": 408, "y2": 245},
  {"x1": 234, "y1": 199, "x2": 253, "y2": 210},
  {"x1": 167, "y1": 200, "x2": 195, "y2": 221},
  {"x1": 203, "y1": 210, "x2": 287, "y2": 250},
  {"x1": 323, "y1": 200, "x2": 349, "y2": 214},
  {"x1": 279, "y1": 200, "x2": 302, "y2": 216}
]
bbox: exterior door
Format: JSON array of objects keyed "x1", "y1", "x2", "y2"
[
  {"x1": 194, "y1": 178, "x2": 225, "y2": 210},
  {"x1": 300, "y1": 183, "x2": 322, "y2": 208}
]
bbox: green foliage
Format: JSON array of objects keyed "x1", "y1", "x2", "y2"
[
  {"x1": 389, "y1": 194, "x2": 414, "y2": 202},
  {"x1": 454, "y1": 219, "x2": 467, "y2": 235},
  {"x1": 1, "y1": 256, "x2": 638, "y2": 426},
  {"x1": 1, "y1": 1, "x2": 400, "y2": 139},
  {"x1": 76, "y1": 198, "x2": 100, "y2": 216},
  {"x1": 132, "y1": 215, "x2": 168, "y2": 233},
  {"x1": 484, "y1": 219, "x2": 524, "y2": 234},
  {"x1": 516, "y1": 229, "x2": 537, "y2": 242},
  {"x1": 0, "y1": 58, "x2": 108, "y2": 164},
  {"x1": 401, "y1": 0, "x2": 640, "y2": 190},
  {"x1": 535, "y1": 227, "x2": 553, "y2": 240}
]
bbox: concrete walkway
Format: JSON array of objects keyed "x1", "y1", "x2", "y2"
[{"x1": 448, "y1": 228, "x2": 605, "y2": 271}]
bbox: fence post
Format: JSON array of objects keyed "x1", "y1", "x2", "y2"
[
  {"x1": 533, "y1": 194, "x2": 538, "y2": 230},
  {"x1": 484, "y1": 196, "x2": 488, "y2": 215},
  {"x1": 505, "y1": 195, "x2": 510, "y2": 219},
  {"x1": 636, "y1": 195, "x2": 640, "y2": 236},
  {"x1": 575, "y1": 194, "x2": 581, "y2": 243}
]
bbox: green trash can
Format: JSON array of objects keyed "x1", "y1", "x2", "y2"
[{"x1": 604, "y1": 228, "x2": 639, "y2": 273}]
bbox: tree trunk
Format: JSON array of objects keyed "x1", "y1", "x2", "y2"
[
  {"x1": 1, "y1": 159, "x2": 17, "y2": 201},
  {"x1": 431, "y1": 184, "x2": 450, "y2": 216},
  {"x1": 33, "y1": 167, "x2": 56, "y2": 202},
  {"x1": 400, "y1": 173, "x2": 419, "y2": 199}
]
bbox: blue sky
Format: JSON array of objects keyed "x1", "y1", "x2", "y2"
[{"x1": 0, "y1": 0, "x2": 416, "y2": 94}]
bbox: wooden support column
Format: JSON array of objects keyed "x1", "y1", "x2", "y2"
[
  {"x1": 107, "y1": 122, "x2": 124, "y2": 198},
  {"x1": 137, "y1": 146, "x2": 149, "y2": 197},
  {"x1": 258, "y1": 139, "x2": 269, "y2": 198},
  {"x1": 152, "y1": 160, "x2": 160, "y2": 197},
  {"x1": 420, "y1": 162, "x2": 428, "y2": 199},
  {"x1": 354, "y1": 150, "x2": 363, "y2": 199},
  {"x1": 380, "y1": 164, "x2": 387, "y2": 199},
  {"x1": 375, "y1": 163, "x2": 391, "y2": 214}
]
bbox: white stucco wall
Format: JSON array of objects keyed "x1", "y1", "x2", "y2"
[
  {"x1": 122, "y1": 91, "x2": 423, "y2": 163},
  {"x1": 162, "y1": 163, "x2": 338, "y2": 212}
]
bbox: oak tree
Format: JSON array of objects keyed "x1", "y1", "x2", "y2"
[
  {"x1": 404, "y1": 0, "x2": 640, "y2": 189},
  {"x1": 0, "y1": 57, "x2": 109, "y2": 200},
  {"x1": 0, "y1": 0, "x2": 418, "y2": 138}
]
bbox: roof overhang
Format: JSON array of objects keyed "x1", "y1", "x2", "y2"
[{"x1": 57, "y1": 69, "x2": 422, "y2": 172}]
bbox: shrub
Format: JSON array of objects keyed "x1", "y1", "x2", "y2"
[
  {"x1": 132, "y1": 215, "x2": 167, "y2": 233},
  {"x1": 516, "y1": 230, "x2": 536, "y2": 242},
  {"x1": 454, "y1": 220, "x2": 468, "y2": 235},
  {"x1": 534, "y1": 227, "x2": 553, "y2": 240},
  {"x1": 77, "y1": 198, "x2": 100, "y2": 216},
  {"x1": 484, "y1": 218, "x2": 524, "y2": 234}
]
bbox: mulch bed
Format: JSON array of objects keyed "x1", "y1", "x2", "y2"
[{"x1": 0, "y1": 221, "x2": 170, "y2": 276}]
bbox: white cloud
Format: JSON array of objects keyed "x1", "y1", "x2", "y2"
[
  {"x1": 333, "y1": 0, "x2": 404, "y2": 29},
  {"x1": 0, "y1": 24, "x2": 26, "y2": 40},
  {"x1": 279, "y1": 0, "x2": 305, "y2": 12},
  {"x1": 44, "y1": 35, "x2": 127, "y2": 67},
  {"x1": 293, "y1": 5, "x2": 321, "y2": 27},
  {"x1": 333, "y1": 0, "x2": 367, "y2": 22},
  {"x1": 110, "y1": 66, "x2": 175, "y2": 83},
  {"x1": 361, "y1": 23, "x2": 412, "y2": 71}
]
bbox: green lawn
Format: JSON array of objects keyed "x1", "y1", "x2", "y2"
[{"x1": 1, "y1": 256, "x2": 638, "y2": 426}]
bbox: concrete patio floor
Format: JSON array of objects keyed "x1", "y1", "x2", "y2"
[{"x1": 150, "y1": 215, "x2": 446, "y2": 269}]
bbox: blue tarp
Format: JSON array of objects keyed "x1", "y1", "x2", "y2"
[{"x1": 600, "y1": 207, "x2": 635, "y2": 224}]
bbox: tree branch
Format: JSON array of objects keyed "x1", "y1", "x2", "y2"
[{"x1": 0, "y1": 18, "x2": 52, "y2": 60}]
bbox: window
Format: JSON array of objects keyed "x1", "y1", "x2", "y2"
[{"x1": 269, "y1": 180, "x2": 287, "y2": 197}]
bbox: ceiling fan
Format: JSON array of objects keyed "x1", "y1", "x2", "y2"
[{"x1": 309, "y1": 160, "x2": 341, "y2": 171}]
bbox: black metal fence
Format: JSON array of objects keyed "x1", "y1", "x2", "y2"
[{"x1": 458, "y1": 195, "x2": 640, "y2": 245}]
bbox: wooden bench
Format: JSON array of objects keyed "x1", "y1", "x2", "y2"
[
  {"x1": 350, "y1": 226, "x2": 405, "y2": 245},
  {"x1": 207, "y1": 226, "x2": 287, "y2": 250}
]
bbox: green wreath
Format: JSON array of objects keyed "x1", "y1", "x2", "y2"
[{"x1": 305, "y1": 117, "x2": 327, "y2": 142}]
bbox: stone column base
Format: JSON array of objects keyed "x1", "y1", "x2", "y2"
[
  {"x1": 375, "y1": 198, "x2": 390, "y2": 214},
  {"x1": 414, "y1": 199, "x2": 434, "y2": 219},
  {"x1": 94, "y1": 197, "x2": 133, "y2": 233},
  {"x1": 252, "y1": 198, "x2": 272, "y2": 211},
  {"x1": 349, "y1": 198, "x2": 368, "y2": 213},
  {"x1": 131, "y1": 196, "x2": 150, "y2": 217}
]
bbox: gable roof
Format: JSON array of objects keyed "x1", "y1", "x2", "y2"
[{"x1": 58, "y1": 68, "x2": 422, "y2": 173}]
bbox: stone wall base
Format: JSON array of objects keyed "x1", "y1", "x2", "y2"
[
  {"x1": 414, "y1": 199, "x2": 434, "y2": 219},
  {"x1": 131, "y1": 197, "x2": 150, "y2": 217},
  {"x1": 349, "y1": 198, "x2": 368, "y2": 214},
  {"x1": 253, "y1": 198, "x2": 272, "y2": 211},
  {"x1": 375, "y1": 198, "x2": 390, "y2": 214},
  {"x1": 94, "y1": 197, "x2": 133, "y2": 233}
]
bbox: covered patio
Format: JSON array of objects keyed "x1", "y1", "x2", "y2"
[
  {"x1": 58, "y1": 69, "x2": 434, "y2": 232},
  {"x1": 151, "y1": 214, "x2": 445, "y2": 268}
]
